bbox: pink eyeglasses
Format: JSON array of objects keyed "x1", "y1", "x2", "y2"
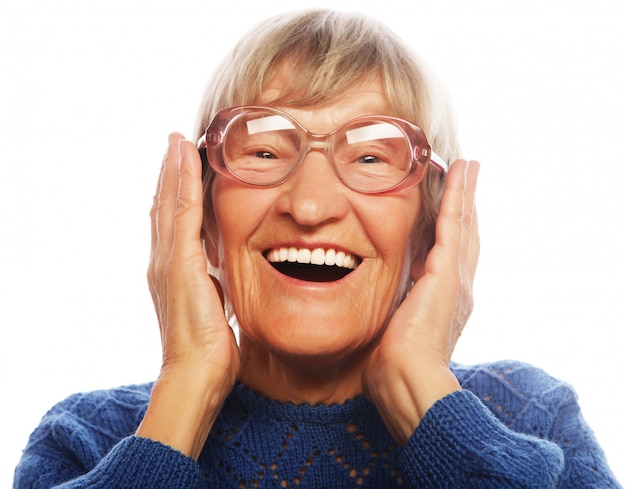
[{"x1": 198, "y1": 106, "x2": 446, "y2": 194}]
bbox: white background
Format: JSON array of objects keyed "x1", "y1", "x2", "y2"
[{"x1": 1, "y1": 0, "x2": 625, "y2": 486}]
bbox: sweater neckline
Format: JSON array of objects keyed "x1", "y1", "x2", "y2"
[{"x1": 229, "y1": 383, "x2": 377, "y2": 424}]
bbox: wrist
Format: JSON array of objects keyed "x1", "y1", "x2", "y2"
[
  {"x1": 137, "y1": 361, "x2": 235, "y2": 460},
  {"x1": 365, "y1": 353, "x2": 460, "y2": 445}
]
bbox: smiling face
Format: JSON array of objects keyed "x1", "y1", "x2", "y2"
[{"x1": 205, "y1": 76, "x2": 423, "y2": 366}]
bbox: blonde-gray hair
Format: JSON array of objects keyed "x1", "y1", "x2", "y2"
[{"x1": 197, "y1": 9, "x2": 460, "y2": 264}]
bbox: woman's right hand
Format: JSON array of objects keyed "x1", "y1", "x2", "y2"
[{"x1": 137, "y1": 133, "x2": 240, "y2": 460}]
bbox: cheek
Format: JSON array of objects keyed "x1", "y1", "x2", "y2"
[
  {"x1": 209, "y1": 179, "x2": 277, "y2": 311},
  {"x1": 210, "y1": 179, "x2": 273, "y2": 252},
  {"x1": 353, "y1": 194, "x2": 422, "y2": 315},
  {"x1": 357, "y1": 193, "x2": 422, "y2": 262}
]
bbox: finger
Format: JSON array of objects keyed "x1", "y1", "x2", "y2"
[
  {"x1": 166, "y1": 139, "x2": 208, "y2": 285},
  {"x1": 150, "y1": 146, "x2": 170, "y2": 256},
  {"x1": 153, "y1": 133, "x2": 185, "y2": 260},
  {"x1": 172, "y1": 139, "x2": 205, "y2": 250},
  {"x1": 432, "y1": 159, "x2": 480, "y2": 276},
  {"x1": 439, "y1": 160, "x2": 480, "y2": 346},
  {"x1": 452, "y1": 160, "x2": 480, "y2": 278},
  {"x1": 150, "y1": 190, "x2": 159, "y2": 255},
  {"x1": 148, "y1": 133, "x2": 186, "y2": 306},
  {"x1": 460, "y1": 160, "x2": 480, "y2": 279},
  {"x1": 465, "y1": 165, "x2": 480, "y2": 279}
]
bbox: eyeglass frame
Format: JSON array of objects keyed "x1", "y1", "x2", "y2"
[{"x1": 197, "y1": 105, "x2": 447, "y2": 194}]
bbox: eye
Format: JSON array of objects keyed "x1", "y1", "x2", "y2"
[
  {"x1": 255, "y1": 151, "x2": 278, "y2": 159},
  {"x1": 357, "y1": 155, "x2": 382, "y2": 164}
]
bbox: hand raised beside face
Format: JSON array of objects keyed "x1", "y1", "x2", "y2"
[
  {"x1": 138, "y1": 134, "x2": 241, "y2": 460},
  {"x1": 363, "y1": 159, "x2": 480, "y2": 444}
]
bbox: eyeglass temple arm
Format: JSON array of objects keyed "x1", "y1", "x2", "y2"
[
  {"x1": 197, "y1": 135, "x2": 209, "y2": 176},
  {"x1": 429, "y1": 150, "x2": 447, "y2": 174}
]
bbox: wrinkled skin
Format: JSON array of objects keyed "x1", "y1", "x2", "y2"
[{"x1": 138, "y1": 85, "x2": 479, "y2": 457}]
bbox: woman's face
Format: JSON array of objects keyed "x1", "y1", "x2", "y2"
[{"x1": 207, "y1": 76, "x2": 423, "y2": 363}]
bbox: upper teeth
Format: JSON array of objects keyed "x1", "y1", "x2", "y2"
[{"x1": 266, "y1": 247, "x2": 358, "y2": 269}]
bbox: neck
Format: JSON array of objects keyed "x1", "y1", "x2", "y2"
[{"x1": 238, "y1": 333, "x2": 371, "y2": 405}]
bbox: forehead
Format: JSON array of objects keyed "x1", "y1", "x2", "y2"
[
  {"x1": 258, "y1": 74, "x2": 393, "y2": 130},
  {"x1": 261, "y1": 57, "x2": 382, "y2": 97}
]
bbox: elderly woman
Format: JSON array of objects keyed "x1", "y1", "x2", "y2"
[{"x1": 14, "y1": 9, "x2": 621, "y2": 489}]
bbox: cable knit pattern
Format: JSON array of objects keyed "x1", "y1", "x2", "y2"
[{"x1": 14, "y1": 360, "x2": 622, "y2": 488}]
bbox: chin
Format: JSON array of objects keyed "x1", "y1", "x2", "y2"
[{"x1": 241, "y1": 316, "x2": 377, "y2": 364}]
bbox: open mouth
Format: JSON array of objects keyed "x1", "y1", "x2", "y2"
[{"x1": 265, "y1": 247, "x2": 361, "y2": 283}]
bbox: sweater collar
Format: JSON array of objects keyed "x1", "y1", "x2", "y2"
[{"x1": 227, "y1": 382, "x2": 378, "y2": 424}]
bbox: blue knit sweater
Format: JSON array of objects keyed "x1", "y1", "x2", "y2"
[{"x1": 14, "y1": 360, "x2": 621, "y2": 488}]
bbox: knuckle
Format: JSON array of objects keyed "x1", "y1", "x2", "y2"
[
  {"x1": 149, "y1": 195, "x2": 159, "y2": 218},
  {"x1": 174, "y1": 194, "x2": 196, "y2": 215},
  {"x1": 146, "y1": 263, "x2": 154, "y2": 282},
  {"x1": 156, "y1": 197, "x2": 175, "y2": 216},
  {"x1": 149, "y1": 255, "x2": 173, "y2": 283}
]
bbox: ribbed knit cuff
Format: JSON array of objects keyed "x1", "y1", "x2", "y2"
[
  {"x1": 401, "y1": 390, "x2": 564, "y2": 489},
  {"x1": 65, "y1": 436, "x2": 201, "y2": 488}
]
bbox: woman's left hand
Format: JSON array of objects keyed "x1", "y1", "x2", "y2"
[{"x1": 362, "y1": 159, "x2": 480, "y2": 445}]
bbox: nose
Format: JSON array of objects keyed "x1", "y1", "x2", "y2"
[{"x1": 275, "y1": 150, "x2": 350, "y2": 227}]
